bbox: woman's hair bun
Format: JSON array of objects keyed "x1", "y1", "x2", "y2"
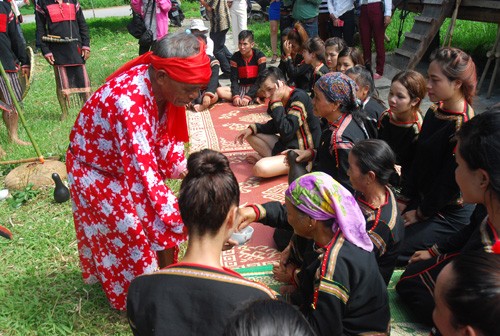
[{"x1": 187, "y1": 149, "x2": 230, "y2": 178}]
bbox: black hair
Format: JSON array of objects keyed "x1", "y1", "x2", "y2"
[
  {"x1": 179, "y1": 149, "x2": 240, "y2": 237},
  {"x1": 286, "y1": 22, "x2": 309, "y2": 50},
  {"x1": 281, "y1": 27, "x2": 292, "y2": 39},
  {"x1": 443, "y1": 251, "x2": 500, "y2": 336},
  {"x1": 337, "y1": 47, "x2": 364, "y2": 66},
  {"x1": 255, "y1": 67, "x2": 286, "y2": 89},
  {"x1": 303, "y1": 37, "x2": 326, "y2": 63},
  {"x1": 345, "y1": 65, "x2": 385, "y2": 108},
  {"x1": 223, "y1": 299, "x2": 317, "y2": 336},
  {"x1": 238, "y1": 30, "x2": 254, "y2": 43},
  {"x1": 325, "y1": 37, "x2": 346, "y2": 51},
  {"x1": 456, "y1": 107, "x2": 500, "y2": 200},
  {"x1": 429, "y1": 47, "x2": 477, "y2": 105},
  {"x1": 350, "y1": 139, "x2": 399, "y2": 186}
]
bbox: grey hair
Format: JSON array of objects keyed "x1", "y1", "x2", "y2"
[{"x1": 152, "y1": 32, "x2": 200, "y2": 58}]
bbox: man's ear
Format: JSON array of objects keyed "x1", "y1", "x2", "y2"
[{"x1": 155, "y1": 69, "x2": 169, "y2": 85}]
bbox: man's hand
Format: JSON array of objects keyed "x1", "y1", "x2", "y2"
[
  {"x1": 222, "y1": 238, "x2": 238, "y2": 251},
  {"x1": 402, "y1": 210, "x2": 419, "y2": 227},
  {"x1": 235, "y1": 127, "x2": 253, "y2": 145},
  {"x1": 384, "y1": 16, "x2": 391, "y2": 27},
  {"x1": 82, "y1": 49, "x2": 90, "y2": 61},
  {"x1": 409, "y1": 250, "x2": 433, "y2": 264},
  {"x1": 283, "y1": 149, "x2": 313, "y2": 163},
  {"x1": 283, "y1": 40, "x2": 292, "y2": 57},
  {"x1": 270, "y1": 80, "x2": 287, "y2": 101},
  {"x1": 44, "y1": 54, "x2": 55, "y2": 65},
  {"x1": 21, "y1": 67, "x2": 30, "y2": 78}
]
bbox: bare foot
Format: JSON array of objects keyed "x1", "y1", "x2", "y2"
[
  {"x1": 10, "y1": 138, "x2": 30, "y2": 146},
  {"x1": 245, "y1": 153, "x2": 262, "y2": 165}
]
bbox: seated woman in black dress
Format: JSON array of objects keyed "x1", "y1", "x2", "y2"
[
  {"x1": 397, "y1": 47, "x2": 478, "y2": 264},
  {"x1": 433, "y1": 251, "x2": 500, "y2": 336},
  {"x1": 396, "y1": 107, "x2": 500, "y2": 323},
  {"x1": 127, "y1": 149, "x2": 275, "y2": 336},
  {"x1": 378, "y1": 70, "x2": 425, "y2": 190},
  {"x1": 283, "y1": 172, "x2": 390, "y2": 336},
  {"x1": 237, "y1": 72, "x2": 369, "y2": 251},
  {"x1": 348, "y1": 139, "x2": 405, "y2": 284}
]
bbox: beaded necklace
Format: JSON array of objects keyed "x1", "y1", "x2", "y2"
[{"x1": 328, "y1": 113, "x2": 347, "y2": 168}]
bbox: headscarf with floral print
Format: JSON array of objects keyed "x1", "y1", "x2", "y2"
[{"x1": 285, "y1": 172, "x2": 373, "y2": 251}]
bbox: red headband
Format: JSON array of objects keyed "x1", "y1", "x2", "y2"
[{"x1": 106, "y1": 41, "x2": 211, "y2": 143}]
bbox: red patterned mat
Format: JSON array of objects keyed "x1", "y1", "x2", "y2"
[
  {"x1": 188, "y1": 103, "x2": 286, "y2": 268},
  {"x1": 188, "y1": 102, "x2": 271, "y2": 154}
]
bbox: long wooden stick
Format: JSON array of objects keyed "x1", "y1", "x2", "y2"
[
  {"x1": 0, "y1": 156, "x2": 60, "y2": 165},
  {"x1": 0, "y1": 61, "x2": 44, "y2": 164},
  {"x1": 443, "y1": 0, "x2": 462, "y2": 47}
]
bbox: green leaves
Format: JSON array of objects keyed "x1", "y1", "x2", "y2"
[{"x1": 7, "y1": 183, "x2": 40, "y2": 209}]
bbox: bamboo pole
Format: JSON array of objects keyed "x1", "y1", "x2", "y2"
[
  {"x1": 443, "y1": 0, "x2": 462, "y2": 47},
  {"x1": 0, "y1": 156, "x2": 60, "y2": 165},
  {"x1": 0, "y1": 61, "x2": 44, "y2": 164}
]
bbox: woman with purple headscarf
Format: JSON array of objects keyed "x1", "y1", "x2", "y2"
[{"x1": 283, "y1": 172, "x2": 390, "y2": 336}]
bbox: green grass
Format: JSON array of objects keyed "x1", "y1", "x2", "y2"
[
  {"x1": 386, "y1": 10, "x2": 498, "y2": 60},
  {"x1": 0, "y1": 18, "x2": 167, "y2": 335}
]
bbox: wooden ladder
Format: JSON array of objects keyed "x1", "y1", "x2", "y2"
[{"x1": 389, "y1": 0, "x2": 455, "y2": 71}]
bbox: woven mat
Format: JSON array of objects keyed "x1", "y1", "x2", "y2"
[
  {"x1": 235, "y1": 266, "x2": 430, "y2": 335},
  {"x1": 188, "y1": 103, "x2": 286, "y2": 268}
]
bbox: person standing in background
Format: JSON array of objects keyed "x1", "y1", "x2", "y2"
[
  {"x1": 131, "y1": 0, "x2": 172, "y2": 55},
  {"x1": 227, "y1": 0, "x2": 247, "y2": 52},
  {"x1": 327, "y1": 0, "x2": 356, "y2": 46},
  {"x1": 283, "y1": 0, "x2": 322, "y2": 38},
  {"x1": 268, "y1": 0, "x2": 280, "y2": 63},
  {"x1": 358, "y1": 0, "x2": 392, "y2": 79},
  {"x1": 201, "y1": 0, "x2": 232, "y2": 78}
]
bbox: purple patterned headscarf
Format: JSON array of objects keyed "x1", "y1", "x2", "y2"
[
  {"x1": 285, "y1": 172, "x2": 373, "y2": 252},
  {"x1": 315, "y1": 72, "x2": 361, "y2": 112}
]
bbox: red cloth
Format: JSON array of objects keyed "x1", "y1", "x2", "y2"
[
  {"x1": 67, "y1": 65, "x2": 188, "y2": 310},
  {"x1": 107, "y1": 43, "x2": 211, "y2": 142}
]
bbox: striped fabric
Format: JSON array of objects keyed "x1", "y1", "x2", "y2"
[{"x1": 0, "y1": 72, "x2": 23, "y2": 108}]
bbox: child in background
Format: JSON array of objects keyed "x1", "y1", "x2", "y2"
[
  {"x1": 217, "y1": 30, "x2": 266, "y2": 106},
  {"x1": 378, "y1": 70, "x2": 425, "y2": 188},
  {"x1": 191, "y1": 54, "x2": 220, "y2": 112},
  {"x1": 337, "y1": 46, "x2": 364, "y2": 73},
  {"x1": 324, "y1": 37, "x2": 346, "y2": 72},
  {"x1": 302, "y1": 37, "x2": 329, "y2": 95},
  {"x1": 346, "y1": 65, "x2": 385, "y2": 131}
]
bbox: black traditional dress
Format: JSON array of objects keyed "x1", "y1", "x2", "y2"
[
  {"x1": 127, "y1": 263, "x2": 276, "y2": 336},
  {"x1": 35, "y1": 0, "x2": 91, "y2": 114},
  {"x1": 0, "y1": 1, "x2": 29, "y2": 108},
  {"x1": 249, "y1": 88, "x2": 321, "y2": 155},
  {"x1": 278, "y1": 53, "x2": 312, "y2": 91},
  {"x1": 377, "y1": 109, "x2": 423, "y2": 188},
  {"x1": 308, "y1": 63, "x2": 329, "y2": 95},
  {"x1": 397, "y1": 102, "x2": 476, "y2": 263},
  {"x1": 314, "y1": 114, "x2": 368, "y2": 191},
  {"x1": 395, "y1": 205, "x2": 490, "y2": 323},
  {"x1": 356, "y1": 187, "x2": 405, "y2": 284},
  {"x1": 229, "y1": 48, "x2": 266, "y2": 100},
  {"x1": 303, "y1": 232, "x2": 390, "y2": 336}
]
